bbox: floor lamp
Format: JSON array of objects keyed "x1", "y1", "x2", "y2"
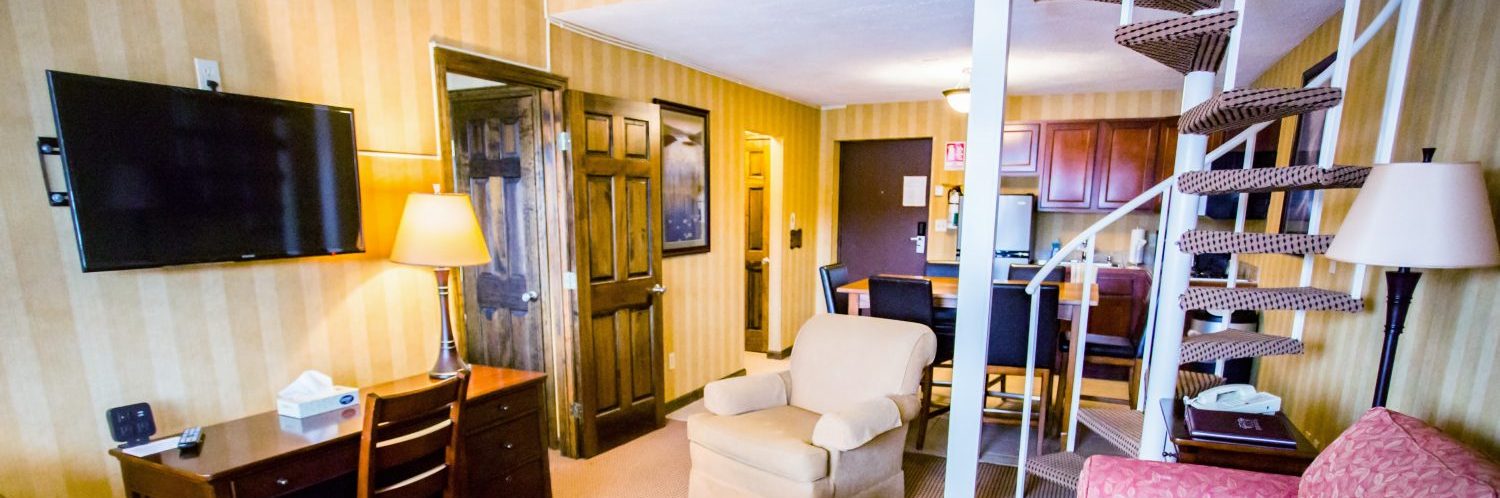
[
  {"x1": 391, "y1": 191, "x2": 493, "y2": 379},
  {"x1": 1326, "y1": 159, "x2": 1500, "y2": 408}
]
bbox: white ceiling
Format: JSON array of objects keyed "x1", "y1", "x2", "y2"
[{"x1": 551, "y1": 0, "x2": 1341, "y2": 106}]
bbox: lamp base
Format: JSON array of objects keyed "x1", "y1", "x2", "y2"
[
  {"x1": 1372, "y1": 268, "x2": 1421, "y2": 408},
  {"x1": 428, "y1": 267, "x2": 471, "y2": 379}
]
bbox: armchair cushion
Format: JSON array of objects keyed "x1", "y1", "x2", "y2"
[
  {"x1": 789, "y1": 314, "x2": 935, "y2": 416},
  {"x1": 703, "y1": 371, "x2": 790, "y2": 416},
  {"x1": 1300, "y1": 407, "x2": 1500, "y2": 497},
  {"x1": 1078, "y1": 455, "x2": 1298, "y2": 498},
  {"x1": 810, "y1": 398, "x2": 902, "y2": 451},
  {"x1": 687, "y1": 406, "x2": 827, "y2": 482}
]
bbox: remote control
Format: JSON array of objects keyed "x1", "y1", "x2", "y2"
[{"x1": 178, "y1": 426, "x2": 203, "y2": 449}]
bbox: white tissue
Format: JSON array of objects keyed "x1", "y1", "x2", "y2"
[{"x1": 278, "y1": 370, "x2": 338, "y2": 403}]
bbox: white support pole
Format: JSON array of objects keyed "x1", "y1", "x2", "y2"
[
  {"x1": 1120, "y1": 0, "x2": 1135, "y2": 25},
  {"x1": 1139, "y1": 70, "x2": 1214, "y2": 461},
  {"x1": 1221, "y1": 0, "x2": 1247, "y2": 92},
  {"x1": 1065, "y1": 236, "x2": 1099, "y2": 452},
  {"x1": 1353, "y1": 0, "x2": 1420, "y2": 299},
  {"x1": 1136, "y1": 189, "x2": 1173, "y2": 411},
  {"x1": 947, "y1": 1, "x2": 1012, "y2": 496},
  {"x1": 1014, "y1": 290, "x2": 1043, "y2": 498}
]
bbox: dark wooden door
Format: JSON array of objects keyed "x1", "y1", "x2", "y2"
[
  {"x1": 837, "y1": 139, "x2": 931, "y2": 283},
  {"x1": 1038, "y1": 122, "x2": 1100, "y2": 211},
  {"x1": 744, "y1": 137, "x2": 770, "y2": 353},
  {"x1": 567, "y1": 91, "x2": 665, "y2": 457},
  {"x1": 451, "y1": 87, "x2": 547, "y2": 373},
  {"x1": 1094, "y1": 119, "x2": 1161, "y2": 211},
  {"x1": 1000, "y1": 123, "x2": 1041, "y2": 175}
]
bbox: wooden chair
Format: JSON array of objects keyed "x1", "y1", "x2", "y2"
[
  {"x1": 1007, "y1": 264, "x2": 1068, "y2": 283},
  {"x1": 819, "y1": 263, "x2": 851, "y2": 315},
  {"x1": 980, "y1": 283, "x2": 1062, "y2": 454},
  {"x1": 869, "y1": 276, "x2": 952, "y2": 450},
  {"x1": 357, "y1": 371, "x2": 469, "y2": 498}
]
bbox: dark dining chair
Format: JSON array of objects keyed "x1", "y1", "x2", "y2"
[
  {"x1": 819, "y1": 263, "x2": 851, "y2": 315},
  {"x1": 357, "y1": 371, "x2": 468, "y2": 498},
  {"x1": 870, "y1": 276, "x2": 955, "y2": 449},
  {"x1": 984, "y1": 283, "x2": 1061, "y2": 445},
  {"x1": 924, "y1": 261, "x2": 960, "y2": 277},
  {"x1": 1007, "y1": 264, "x2": 1068, "y2": 283}
]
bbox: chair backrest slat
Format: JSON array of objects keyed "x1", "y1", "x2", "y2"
[
  {"x1": 868, "y1": 276, "x2": 934, "y2": 326},
  {"x1": 987, "y1": 283, "x2": 1061, "y2": 370},
  {"x1": 1007, "y1": 264, "x2": 1067, "y2": 283},
  {"x1": 358, "y1": 372, "x2": 467, "y2": 498}
]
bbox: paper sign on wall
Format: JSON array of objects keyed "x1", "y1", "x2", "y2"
[
  {"x1": 944, "y1": 141, "x2": 966, "y2": 170},
  {"x1": 902, "y1": 176, "x2": 928, "y2": 207}
]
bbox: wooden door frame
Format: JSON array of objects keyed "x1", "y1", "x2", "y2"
[{"x1": 431, "y1": 43, "x2": 585, "y2": 457}]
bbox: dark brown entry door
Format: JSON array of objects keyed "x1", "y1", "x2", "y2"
[
  {"x1": 450, "y1": 87, "x2": 546, "y2": 372},
  {"x1": 837, "y1": 139, "x2": 932, "y2": 282},
  {"x1": 744, "y1": 137, "x2": 770, "y2": 353},
  {"x1": 567, "y1": 91, "x2": 665, "y2": 457}
]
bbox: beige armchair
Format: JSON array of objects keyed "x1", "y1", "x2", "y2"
[{"x1": 687, "y1": 314, "x2": 936, "y2": 498}]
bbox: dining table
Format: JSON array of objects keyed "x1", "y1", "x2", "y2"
[{"x1": 834, "y1": 274, "x2": 1102, "y2": 435}]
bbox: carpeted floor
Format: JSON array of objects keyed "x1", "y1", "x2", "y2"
[{"x1": 549, "y1": 421, "x2": 1076, "y2": 498}]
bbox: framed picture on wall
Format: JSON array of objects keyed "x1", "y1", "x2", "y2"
[
  {"x1": 1279, "y1": 52, "x2": 1337, "y2": 235},
  {"x1": 655, "y1": 99, "x2": 712, "y2": 257}
]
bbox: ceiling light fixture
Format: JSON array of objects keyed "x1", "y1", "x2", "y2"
[{"x1": 944, "y1": 68, "x2": 972, "y2": 113}]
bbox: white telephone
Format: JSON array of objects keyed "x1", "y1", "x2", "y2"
[{"x1": 1185, "y1": 384, "x2": 1281, "y2": 415}]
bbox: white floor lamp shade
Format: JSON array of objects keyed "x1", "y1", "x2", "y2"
[{"x1": 1327, "y1": 161, "x2": 1500, "y2": 268}]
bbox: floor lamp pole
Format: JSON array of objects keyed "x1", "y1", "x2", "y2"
[{"x1": 1373, "y1": 267, "x2": 1420, "y2": 407}]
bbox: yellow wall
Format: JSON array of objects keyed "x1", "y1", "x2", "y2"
[
  {"x1": 816, "y1": 92, "x2": 1182, "y2": 275},
  {"x1": 1247, "y1": 0, "x2": 1500, "y2": 457},
  {"x1": 547, "y1": 27, "x2": 822, "y2": 393}
]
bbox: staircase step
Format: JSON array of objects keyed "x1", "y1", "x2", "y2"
[
  {"x1": 1177, "y1": 164, "x2": 1371, "y2": 195},
  {"x1": 1116, "y1": 12, "x2": 1237, "y2": 74},
  {"x1": 1177, "y1": 370, "x2": 1227, "y2": 398},
  {"x1": 1077, "y1": 407, "x2": 1143, "y2": 457},
  {"x1": 1180, "y1": 330, "x2": 1304, "y2": 364},
  {"x1": 1181, "y1": 87, "x2": 1343, "y2": 135},
  {"x1": 1088, "y1": 0, "x2": 1222, "y2": 15},
  {"x1": 1181, "y1": 286, "x2": 1364, "y2": 312},
  {"x1": 1177, "y1": 230, "x2": 1335, "y2": 255},
  {"x1": 1025, "y1": 452, "x2": 1088, "y2": 490}
]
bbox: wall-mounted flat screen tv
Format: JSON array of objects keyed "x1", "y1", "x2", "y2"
[{"x1": 47, "y1": 71, "x2": 364, "y2": 272}]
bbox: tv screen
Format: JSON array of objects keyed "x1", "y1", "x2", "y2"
[{"x1": 47, "y1": 71, "x2": 364, "y2": 272}]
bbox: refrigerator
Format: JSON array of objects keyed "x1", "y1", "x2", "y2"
[{"x1": 992, "y1": 194, "x2": 1036, "y2": 278}]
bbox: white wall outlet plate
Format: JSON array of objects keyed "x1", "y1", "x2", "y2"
[
  {"x1": 668, "y1": 353, "x2": 676, "y2": 370},
  {"x1": 194, "y1": 58, "x2": 221, "y2": 91}
]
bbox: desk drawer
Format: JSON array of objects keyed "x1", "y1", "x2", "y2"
[
  {"x1": 230, "y1": 444, "x2": 356, "y2": 498},
  {"x1": 467, "y1": 412, "x2": 545, "y2": 475},
  {"x1": 470, "y1": 457, "x2": 548, "y2": 498},
  {"x1": 465, "y1": 384, "x2": 540, "y2": 432}
]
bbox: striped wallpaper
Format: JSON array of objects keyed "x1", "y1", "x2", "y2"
[
  {"x1": 815, "y1": 91, "x2": 1183, "y2": 275},
  {"x1": 547, "y1": 27, "x2": 823, "y2": 398},
  {"x1": 1246, "y1": 0, "x2": 1500, "y2": 457}
]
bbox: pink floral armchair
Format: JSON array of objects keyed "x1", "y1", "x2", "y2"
[{"x1": 1079, "y1": 408, "x2": 1500, "y2": 498}]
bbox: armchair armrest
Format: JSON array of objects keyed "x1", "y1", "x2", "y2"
[
  {"x1": 811, "y1": 397, "x2": 903, "y2": 452},
  {"x1": 1079, "y1": 456, "x2": 1299, "y2": 498},
  {"x1": 703, "y1": 371, "x2": 790, "y2": 416}
]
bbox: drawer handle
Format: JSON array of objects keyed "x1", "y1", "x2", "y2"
[
  {"x1": 504, "y1": 475, "x2": 514, "y2": 483},
  {"x1": 276, "y1": 478, "x2": 289, "y2": 486},
  {"x1": 504, "y1": 442, "x2": 514, "y2": 450},
  {"x1": 500, "y1": 404, "x2": 511, "y2": 412}
]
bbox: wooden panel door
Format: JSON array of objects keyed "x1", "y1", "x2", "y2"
[
  {"x1": 567, "y1": 91, "x2": 665, "y2": 457},
  {"x1": 1038, "y1": 122, "x2": 1100, "y2": 211},
  {"x1": 451, "y1": 87, "x2": 547, "y2": 373},
  {"x1": 1000, "y1": 123, "x2": 1041, "y2": 175},
  {"x1": 744, "y1": 137, "x2": 770, "y2": 353},
  {"x1": 1094, "y1": 119, "x2": 1161, "y2": 211}
]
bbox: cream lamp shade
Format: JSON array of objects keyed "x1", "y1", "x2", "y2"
[
  {"x1": 1326, "y1": 162, "x2": 1500, "y2": 269},
  {"x1": 390, "y1": 193, "x2": 492, "y2": 267}
]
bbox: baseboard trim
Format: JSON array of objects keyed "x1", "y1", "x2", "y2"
[
  {"x1": 765, "y1": 345, "x2": 793, "y2": 360},
  {"x1": 666, "y1": 369, "x2": 747, "y2": 413}
]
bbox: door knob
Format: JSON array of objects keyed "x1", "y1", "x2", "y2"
[
  {"x1": 649, "y1": 284, "x2": 667, "y2": 294},
  {"x1": 520, "y1": 291, "x2": 539, "y2": 303},
  {"x1": 761, "y1": 257, "x2": 771, "y2": 266}
]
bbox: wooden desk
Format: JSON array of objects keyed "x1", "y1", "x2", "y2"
[
  {"x1": 835, "y1": 276, "x2": 1099, "y2": 314},
  {"x1": 1163, "y1": 400, "x2": 1320, "y2": 476},
  {"x1": 110, "y1": 366, "x2": 549, "y2": 498}
]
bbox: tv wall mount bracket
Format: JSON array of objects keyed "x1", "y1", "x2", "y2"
[{"x1": 36, "y1": 137, "x2": 69, "y2": 207}]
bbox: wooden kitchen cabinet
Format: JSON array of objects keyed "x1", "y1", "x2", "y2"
[
  {"x1": 1038, "y1": 121, "x2": 1100, "y2": 210},
  {"x1": 1001, "y1": 123, "x2": 1042, "y2": 175},
  {"x1": 1095, "y1": 119, "x2": 1161, "y2": 210}
]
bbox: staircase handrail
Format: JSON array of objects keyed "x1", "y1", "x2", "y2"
[
  {"x1": 1205, "y1": 0, "x2": 1402, "y2": 164},
  {"x1": 1025, "y1": 176, "x2": 1178, "y2": 294}
]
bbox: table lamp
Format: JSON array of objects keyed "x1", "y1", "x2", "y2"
[
  {"x1": 1326, "y1": 154, "x2": 1500, "y2": 407},
  {"x1": 391, "y1": 190, "x2": 492, "y2": 378}
]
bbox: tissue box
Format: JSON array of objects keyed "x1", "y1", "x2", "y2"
[{"x1": 277, "y1": 385, "x2": 360, "y2": 418}]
